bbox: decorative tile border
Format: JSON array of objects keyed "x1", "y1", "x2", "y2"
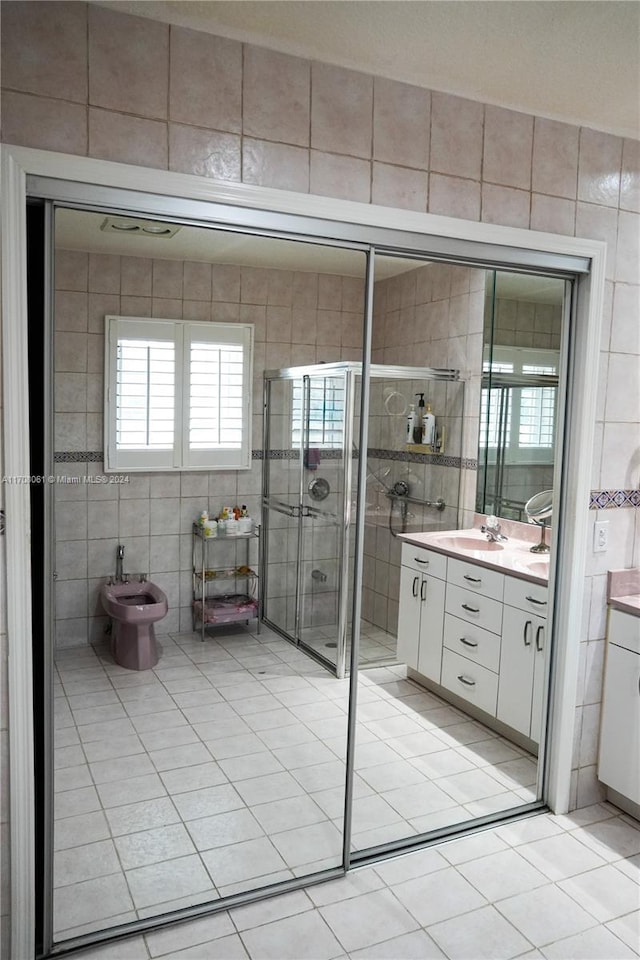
[
  {"x1": 54, "y1": 451, "x2": 103, "y2": 463},
  {"x1": 368, "y1": 447, "x2": 473, "y2": 470},
  {"x1": 589, "y1": 489, "x2": 640, "y2": 509},
  {"x1": 52, "y1": 453, "x2": 639, "y2": 510}
]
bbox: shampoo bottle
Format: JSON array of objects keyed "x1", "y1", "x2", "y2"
[{"x1": 422, "y1": 403, "x2": 436, "y2": 447}]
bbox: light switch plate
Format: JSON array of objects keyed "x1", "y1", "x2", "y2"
[{"x1": 593, "y1": 519, "x2": 609, "y2": 552}]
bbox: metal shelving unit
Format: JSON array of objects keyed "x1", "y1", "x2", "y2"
[{"x1": 191, "y1": 523, "x2": 261, "y2": 641}]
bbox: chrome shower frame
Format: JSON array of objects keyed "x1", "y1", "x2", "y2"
[{"x1": 262, "y1": 361, "x2": 461, "y2": 679}]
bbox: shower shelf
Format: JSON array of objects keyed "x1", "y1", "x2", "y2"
[{"x1": 191, "y1": 523, "x2": 261, "y2": 641}]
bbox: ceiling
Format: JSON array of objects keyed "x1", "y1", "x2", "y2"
[
  {"x1": 92, "y1": 0, "x2": 640, "y2": 139},
  {"x1": 55, "y1": 209, "x2": 563, "y2": 301}
]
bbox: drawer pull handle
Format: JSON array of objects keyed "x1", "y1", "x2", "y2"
[
  {"x1": 412, "y1": 576, "x2": 419, "y2": 598},
  {"x1": 464, "y1": 575, "x2": 481, "y2": 583},
  {"x1": 524, "y1": 620, "x2": 532, "y2": 646},
  {"x1": 462, "y1": 603, "x2": 480, "y2": 613},
  {"x1": 460, "y1": 637, "x2": 478, "y2": 647},
  {"x1": 457, "y1": 675, "x2": 476, "y2": 686},
  {"x1": 526, "y1": 595, "x2": 547, "y2": 606},
  {"x1": 420, "y1": 580, "x2": 428, "y2": 602},
  {"x1": 415, "y1": 557, "x2": 429, "y2": 564},
  {"x1": 535, "y1": 625, "x2": 544, "y2": 652}
]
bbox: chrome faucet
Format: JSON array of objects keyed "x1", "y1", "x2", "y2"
[
  {"x1": 115, "y1": 544, "x2": 125, "y2": 582},
  {"x1": 481, "y1": 516, "x2": 508, "y2": 542}
]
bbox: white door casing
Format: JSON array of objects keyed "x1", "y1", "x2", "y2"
[{"x1": 0, "y1": 143, "x2": 606, "y2": 960}]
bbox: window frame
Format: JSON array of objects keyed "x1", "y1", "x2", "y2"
[{"x1": 104, "y1": 315, "x2": 254, "y2": 472}]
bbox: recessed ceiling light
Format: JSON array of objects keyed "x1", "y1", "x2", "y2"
[{"x1": 100, "y1": 217, "x2": 181, "y2": 239}]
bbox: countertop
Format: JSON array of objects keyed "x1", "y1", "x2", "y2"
[
  {"x1": 607, "y1": 568, "x2": 640, "y2": 619},
  {"x1": 399, "y1": 528, "x2": 550, "y2": 585},
  {"x1": 609, "y1": 595, "x2": 640, "y2": 616}
]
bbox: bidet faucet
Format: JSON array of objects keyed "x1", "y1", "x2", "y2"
[
  {"x1": 116, "y1": 545, "x2": 125, "y2": 582},
  {"x1": 480, "y1": 516, "x2": 508, "y2": 542}
]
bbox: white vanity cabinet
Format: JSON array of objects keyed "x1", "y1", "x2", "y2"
[
  {"x1": 397, "y1": 546, "x2": 446, "y2": 683},
  {"x1": 397, "y1": 539, "x2": 549, "y2": 746},
  {"x1": 440, "y1": 558, "x2": 504, "y2": 714},
  {"x1": 496, "y1": 595, "x2": 547, "y2": 742},
  {"x1": 598, "y1": 608, "x2": 640, "y2": 809}
]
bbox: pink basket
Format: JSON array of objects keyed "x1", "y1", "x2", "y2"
[{"x1": 194, "y1": 594, "x2": 258, "y2": 625}]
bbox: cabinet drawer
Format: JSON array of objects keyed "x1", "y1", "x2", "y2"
[
  {"x1": 609, "y1": 608, "x2": 640, "y2": 655},
  {"x1": 447, "y1": 557, "x2": 504, "y2": 601},
  {"x1": 401, "y1": 544, "x2": 447, "y2": 580},
  {"x1": 440, "y1": 648, "x2": 499, "y2": 716},
  {"x1": 443, "y1": 613, "x2": 501, "y2": 673},
  {"x1": 446, "y1": 583, "x2": 503, "y2": 635},
  {"x1": 504, "y1": 576, "x2": 549, "y2": 618}
]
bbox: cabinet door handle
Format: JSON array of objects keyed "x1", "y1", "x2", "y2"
[
  {"x1": 420, "y1": 580, "x2": 427, "y2": 602},
  {"x1": 457, "y1": 675, "x2": 476, "y2": 686},
  {"x1": 464, "y1": 574, "x2": 481, "y2": 583},
  {"x1": 526, "y1": 595, "x2": 547, "y2": 606},
  {"x1": 460, "y1": 637, "x2": 478, "y2": 647},
  {"x1": 412, "y1": 576, "x2": 419, "y2": 598},
  {"x1": 462, "y1": 603, "x2": 479, "y2": 613},
  {"x1": 415, "y1": 557, "x2": 429, "y2": 565},
  {"x1": 535, "y1": 625, "x2": 544, "y2": 652},
  {"x1": 524, "y1": 619, "x2": 532, "y2": 646}
]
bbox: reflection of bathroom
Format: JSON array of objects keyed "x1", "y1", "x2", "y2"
[
  {"x1": 53, "y1": 222, "x2": 561, "y2": 672},
  {"x1": 476, "y1": 271, "x2": 564, "y2": 521},
  {"x1": 50, "y1": 211, "x2": 560, "y2": 942}
]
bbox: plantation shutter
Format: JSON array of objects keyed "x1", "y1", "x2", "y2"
[
  {"x1": 105, "y1": 317, "x2": 253, "y2": 471},
  {"x1": 183, "y1": 322, "x2": 253, "y2": 469}
]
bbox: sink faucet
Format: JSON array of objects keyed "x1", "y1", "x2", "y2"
[
  {"x1": 115, "y1": 544, "x2": 125, "y2": 582},
  {"x1": 481, "y1": 516, "x2": 508, "y2": 542}
]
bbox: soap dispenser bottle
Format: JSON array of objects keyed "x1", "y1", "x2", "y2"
[
  {"x1": 414, "y1": 394, "x2": 425, "y2": 443},
  {"x1": 422, "y1": 402, "x2": 436, "y2": 447},
  {"x1": 406, "y1": 404, "x2": 416, "y2": 443}
]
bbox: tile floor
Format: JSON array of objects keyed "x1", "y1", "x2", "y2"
[
  {"x1": 55, "y1": 621, "x2": 541, "y2": 942},
  {"x1": 301, "y1": 620, "x2": 399, "y2": 668},
  {"x1": 65, "y1": 801, "x2": 640, "y2": 960}
]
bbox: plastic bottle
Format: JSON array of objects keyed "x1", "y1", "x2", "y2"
[
  {"x1": 422, "y1": 403, "x2": 436, "y2": 447},
  {"x1": 406, "y1": 404, "x2": 416, "y2": 443},
  {"x1": 414, "y1": 393, "x2": 425, "y2": 443}
]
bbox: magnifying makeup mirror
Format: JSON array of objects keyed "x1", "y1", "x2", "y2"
[{"x1": 525, "y1": 489, "x2": 553, "y2": 554}]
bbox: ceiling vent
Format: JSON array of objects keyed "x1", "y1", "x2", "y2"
[{"x1": 100, "y1": 217, "x2": 182, "y2": 239}]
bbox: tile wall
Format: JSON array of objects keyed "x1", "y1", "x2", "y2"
[
  {"x1": 362, "y1": 262, "x2": 487, "y2": 632},
  {"x1": 54, "y1": 247, "x2": 363, "y2": 646},
  {"x1": 1, "y1": 2, "x2": 639, "y2": 946}
]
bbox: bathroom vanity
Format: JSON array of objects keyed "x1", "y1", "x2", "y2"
[
  {"x1": 598, "y1": 570, "x2": 640, "y2": 819},
  {"x1": 398, "y1": 528, "x2": 549, "y2": 752}
]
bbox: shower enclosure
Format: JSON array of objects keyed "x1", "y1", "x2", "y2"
[{"x1": 262, "y1": 362, "x2": 463, "y2": 677}]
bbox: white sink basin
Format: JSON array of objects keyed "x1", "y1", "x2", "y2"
[{"x1": 430, "y1": 535, "x2": 505, "y2": 553}]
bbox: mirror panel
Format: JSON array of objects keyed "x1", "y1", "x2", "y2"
[
  {"x1": 52, "y1": 211, "x2": 356, "y2": 942},
  {"x1": 476, "y1": 271, "x2": 565, "y2": 521}
]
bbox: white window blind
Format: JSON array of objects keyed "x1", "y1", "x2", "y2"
[
  {"x1": 105, "y1": 317, "x2": 253, "y2": 472},
  {"x1": 116, "y1": 339, "x2": 175, "y2": 450},
  {"x1": 189, "y1": 342, "x2": 243, "y2": 450}
]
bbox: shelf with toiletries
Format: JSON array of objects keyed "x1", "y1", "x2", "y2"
[
  {"x1": 192, "y1": 513, "x2": 261, "y2": 641},
  {"x1": 405, "y1": 392, "x2": 445, "y2": 453}
]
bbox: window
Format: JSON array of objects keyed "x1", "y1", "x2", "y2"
[
  {"x1": 480, "y1": 346, "x2": 558, "y2": 464},
  {"x1": 105, "y1": 317, "x2": 253, "y2": 471},
  {"x1": 291, "y1": 376, "x2": 345, "y2": 449}
]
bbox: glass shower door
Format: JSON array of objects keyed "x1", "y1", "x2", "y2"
[
  {"x1": 297, "y1": 372, "x2": 351, "y2": 676},
  {"x1": 262, "y1": 368, "x2": 353, "y2": 677}
]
